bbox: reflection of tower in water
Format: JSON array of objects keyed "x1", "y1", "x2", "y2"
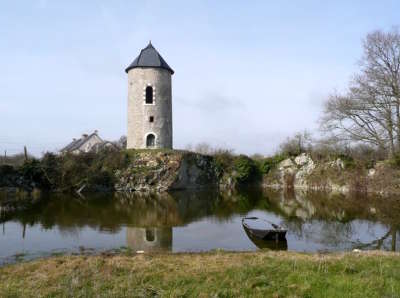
[{"x1": 126, "y1": 227, "x2": 172, "y2": 252}]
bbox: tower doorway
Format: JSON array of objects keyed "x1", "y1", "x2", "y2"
[{"x1": 146, "y1": 134, "x2": 156, "y2": 148}]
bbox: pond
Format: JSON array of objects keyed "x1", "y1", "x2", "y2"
[{"x1": 1, "y1": 189, "x2": 400, "y2": 265}]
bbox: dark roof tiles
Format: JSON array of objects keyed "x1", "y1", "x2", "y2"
[{"x1": 125, "y1": 42, "x2": 174, "y2": 74}]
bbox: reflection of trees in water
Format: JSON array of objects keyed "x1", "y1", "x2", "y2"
[
  {"x1": 3, "y1": 188, "x2": 400, "y2": 252},
  {"x1": 266, "y1": 189, "x2": 400, "y2": 251},
  {"x1": 1, "y1": 189, "x2": 268, "y2": 236},
  {"x1": 311, "y1": 221, "x2": 354, "y2": 247},
  {"x1": 114, "y1": 192, "x2": 182, "y2": 227},
  {"x1": 280, "y1": 218, "x2": 304, "y2": 237},
  {"x1": 175, "y1": 189, "x2": 266, "y2": 224},
  {"x1": 352, "y1": 227, "x2": 398, "y2": 251},
  {"x1": 281, "y1": 219, "x2": 355, "y2": 248},
  {"x1": 57, "y1": 226, "x2": 84, "y2": 238}
]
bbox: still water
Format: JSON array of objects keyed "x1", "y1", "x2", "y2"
[{"x1": 1, "y1": 189, "x2": 400, "y2": 265}]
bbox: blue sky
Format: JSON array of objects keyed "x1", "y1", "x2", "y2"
[{"x1": 1, "y1": 0, "x2": 399, "y2": 156}]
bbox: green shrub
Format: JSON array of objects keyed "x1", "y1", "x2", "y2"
[
  {"x1": 40, "y1": 153, "x2": 62, "y2": 189},
  {"x1": 11, "y1": 150, "x2": 132, "y2": 192},
  {"x1": 214, "y1": 150, "x2": 235, "y2": 176},
  {"x1": 87, "y1": 170, "x2": 114, "y2": 190},
  {"x1": 336, "y1": 154, "x2": 356, "y2": 169},
  {"x1": 0, "y1": 165, "x2": 15, "y2": 177},
  {"x1": 386, "y1": 154, "x2": 400, "y2": 168},
  {"x1": 19, "y1": 159, "x2": 51, "y2": 189},
  {"x1": 0, "y1": 153, "x2": 28, "y2": 167},
  {"x1": 365, "y1": 159, "x2": 376, "y2": 169},
  {"x1": 0, "y1": 165, "x2": 17, "y2": 187},
  {"x1": 233, "y1": 155, "x2": 259, "y2": 185},
  {"x1": 258, "y1": 154, "x2": 287, "y2": 174},
  {"x1": 55, "y1": 150, "x2": 131, "y2": 191}
]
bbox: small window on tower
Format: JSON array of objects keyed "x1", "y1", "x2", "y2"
[
  {"x1": 149, "y1": 116, "x2": 154, "y2": 122},
  {"x1": 145, "y1": 86, "x2": 153, "y2": 104}
]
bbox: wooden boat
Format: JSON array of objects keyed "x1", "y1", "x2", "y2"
[
  {"x1": 242, "y1": 217, "x2": 287, "y2": 241},
  {"x1": 243, "y1": 228, "x2": 288, "y2": 250}
]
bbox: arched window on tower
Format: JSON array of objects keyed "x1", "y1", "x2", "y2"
[
  {"x1": 146, "y1": 134, "x2": 155, "y2": 148},
  {"x1": 145, "y1": 86, "x2": 153, "y2": 104}
]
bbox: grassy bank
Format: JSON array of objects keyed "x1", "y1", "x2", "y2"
[{"x1": 1, "y1": 251, "x2": 400, "y2": 297}]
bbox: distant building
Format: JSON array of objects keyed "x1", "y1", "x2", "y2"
[
  {"x1": 125, "y1": 41, "x2": 174, "y2": 149},
  {"x1": 60, "y1": 131, "x2": 116, "y2": 154}
]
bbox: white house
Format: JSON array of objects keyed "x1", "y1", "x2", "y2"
[{"x1": 60, "y1": 131, "x2": 116, "y2": 154}]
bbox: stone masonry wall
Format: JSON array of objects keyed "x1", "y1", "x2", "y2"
[{"x1": 127, "y1": 68, "x2": 173, "y2": 149}]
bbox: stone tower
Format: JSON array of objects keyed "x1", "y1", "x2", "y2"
[{"x1": 125, "y1": 42, "x2": 174, "y2": 149}]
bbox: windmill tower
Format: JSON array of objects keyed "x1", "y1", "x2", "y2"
[{"x1": 125, "y1": 42, "x2": 174, "y2": 149}]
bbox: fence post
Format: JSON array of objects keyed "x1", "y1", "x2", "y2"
[{"x1": 24, "y1": 146, "x2": 28, "y2": 161}]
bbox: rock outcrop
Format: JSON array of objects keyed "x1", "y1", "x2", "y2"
[
  {"x1": 293, "y1": 153, "x2": 316, "y2": 188},
  {"x1": 263, "y1": 153, "x2": 355, "y2": 193},
  {"x1": 262, "y1": 152, "x2": 400, "y2": 195},
  {"x1": 115, "y1": 150, "x2": 218, "y2": 192},
  {"x1": 265, "y1": 153, "x2": 316, "y2": 190}
]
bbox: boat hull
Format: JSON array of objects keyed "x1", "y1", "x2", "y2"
[
  {"x1": 243, "y1": 227, "x2": 288, "y2": 250},
  {"x1": 243, "y1": 224, "x2": 287, "y2": 241}
]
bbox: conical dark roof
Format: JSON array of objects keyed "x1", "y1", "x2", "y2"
[{"x1": 125, "y1": 42, "x2": 174, "y2": 74}]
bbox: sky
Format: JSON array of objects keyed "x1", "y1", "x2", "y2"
[{"x1": 1, "y1": 0, "x2": 400, "y2": 156}]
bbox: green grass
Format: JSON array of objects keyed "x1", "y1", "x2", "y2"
[{"x1": 1, "y1": 251, "x2": 400, "y2": 297}]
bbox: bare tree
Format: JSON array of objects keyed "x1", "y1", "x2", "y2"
[
  {"x1": 115, "y1": 136, "x2": 127, "y2": 149},
  {"x1": 187, "y1": 142, "x2": 234, "y2": 156},
  {"x1": 279, "y1": 131, "x2": 313, "y2": 156},
  {"x1": 184, "y1": 143, "x2": 193, "y2": 151},
  {"x1": 322, "y1": 28, "x2": 400, "y2": 157},
  {"x1": 194, "y1": 142, "x2": 212, "y2": 155}
]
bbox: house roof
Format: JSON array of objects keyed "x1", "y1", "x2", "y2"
[
  {"x1": 125, "y1": 42, "x2": 174, "y2": 74},
  {"x1": 60, "y1": 132, "x2": 102, "y2": 153}
]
